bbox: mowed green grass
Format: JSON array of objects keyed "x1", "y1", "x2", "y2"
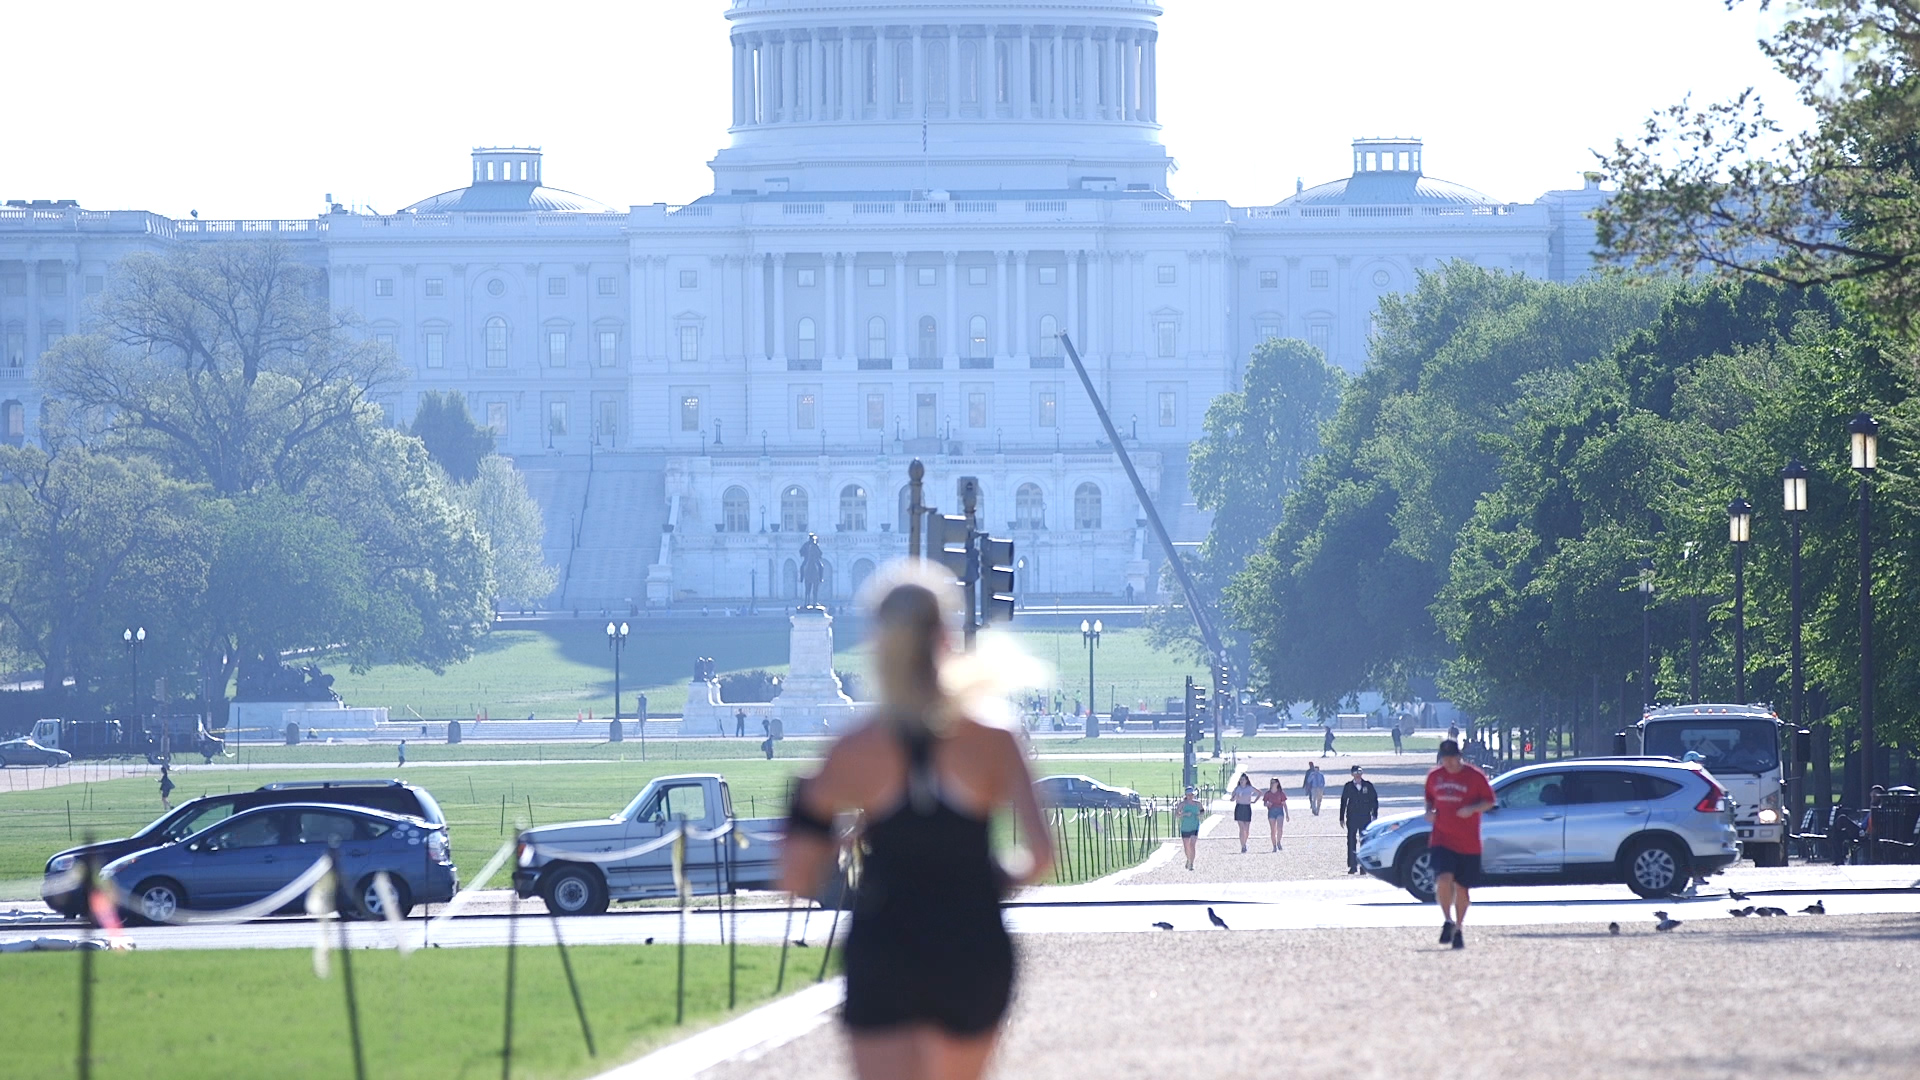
[
  {"x1": 2, "y1": 944, "x2": 809, "y2": 1080},
  {"x1": 321, "y1": 623, "x2": 1203, "y2": 720}
]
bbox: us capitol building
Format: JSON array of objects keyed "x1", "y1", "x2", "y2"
[{"x1": 0, "y1": 0, "x2": 1608, "y2": 610}]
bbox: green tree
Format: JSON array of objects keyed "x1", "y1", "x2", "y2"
[
  {"x1": 458, "y1": 455, "x2": 558, "y2": 608},
  {"x1": 410, "y1": 390, "x2": 495, "y2": 484}
]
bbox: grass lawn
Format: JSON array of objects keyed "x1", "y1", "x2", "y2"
[
  {"x1": 321, "y1": 623, "x2": 1204, "y2": 720},
  {"x1": 3, "y1": 943, "x2": 813, "y2": 1080}
]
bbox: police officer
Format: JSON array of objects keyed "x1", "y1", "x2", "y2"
[{"x1": 1339, "y1": 765, "x2": 1379, "y2": 874}]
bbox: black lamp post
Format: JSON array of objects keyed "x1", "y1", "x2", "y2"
[
  {"x1": 1849, "y1": 412, "x2": 1879, "y2": 852},
  {"x1": 1682, "y1": 542, "x2": 1701, "y2": 701},
  {"x1": 1080, "y1": 619, "x2": 1102, "y2": 738},
  {"x1": 123, "y1": 626, "x2": 146, "y2": 747},
  {"x1": 761, "y1": 429, "x2": 769, "y2": 456},
  {"x1": 1783, "y1": 458, "x2": 1810, "y2": 825},
  {"x1": 1638, "y1": 559, "x2": 1655, "y2": 708},
  {"x1": 606, "y1": 621, "x2": 629, "y2": 723},
  {"x1": 1728, "y1": 497, "x2": 1752, "y2": 704}
]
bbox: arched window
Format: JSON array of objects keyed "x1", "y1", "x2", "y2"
[
  {"x1": 797, "y1": 317, "x2": 817, "y2": 361},
  {"x1": 918, "y1": 316, "x2": 938, "y2": 360},
  {"x1": 1038, "y1": 314, "x2": 1058, "y2": 358},
  {"x1": 1015, "y1": 483, "x2": 1046, "y2": 530},
  {"x1": 781, "y1": 485, "x2": 809, "y2": 533},
  {"x1": 1074, "y1": 482, "x2": 1102, "y2": 529},
  {"x1": 839, "y1": 485, "x2": 868, "y2": 531},
  {"x1": 722, "y1": 486, "x2": 751, "y2": 533},
  {"x1": 969, "y1": 315, "x2": 989, "y2": 359},
  {"x1": 851, "y1": 558, "x2": 876, "y2": 597},
  {"x1": 1, "y1": 400, "x2": 22, "y2": 445},
  {"x1": 867, "y1": 316, "x2": 888, "y2": 359},
  {"x1": 783, "y1": 558, "x2": 799, "y2": 599},
  {"x1": 485, "y1": 316, "x2": 508, "y2": 368}
]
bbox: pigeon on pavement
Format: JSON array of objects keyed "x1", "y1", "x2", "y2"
[
  {"x1": 1153, "y1": 921, "x2": 1175, "y2": 930},
  {"x1": 1729, "y1": 889, "x2": 1750, "y2": 901},
  {"x1": 1608, "y1": 922, "x2": 1621, "y2": 935},
  {"x1": 1761, "y1": 906, "x2": 1791, "y2": 917},
  {"x1": 1754, "y1": 907, "x2": 1778, "y2": 917},
  {"x1": 1801, "y1": 901, "x2": 1826, "y2": 915},
  {"x1": 1654, "y1": 912, "x2": 1682, "y2": 932},
  {"x1": 1207, "y1": 907, "x2": 1230, "y2": 930},
  {"x1": 1729, "y1": 907, "x2": 1751, "y2": 917}
]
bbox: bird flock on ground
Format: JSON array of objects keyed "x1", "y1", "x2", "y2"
[{"x1": 1148, "y1": 894, "x2": 1830, "y2": 935}]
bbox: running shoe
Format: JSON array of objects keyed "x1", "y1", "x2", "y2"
[
  {"x1": 1451, "y1": 927, "x2": 1465, "y2": 950},
  {"x1": 1439, "y1": 921, "x2": 1456, "y2": 945}
]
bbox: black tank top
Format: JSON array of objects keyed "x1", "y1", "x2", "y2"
[{"x1": 852, "y1": 726, "x2": 1002, "y2": 927}]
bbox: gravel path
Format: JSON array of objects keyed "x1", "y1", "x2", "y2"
[{"x1": 701, "y1": 913, "x2": 1920, "y2": 1079}]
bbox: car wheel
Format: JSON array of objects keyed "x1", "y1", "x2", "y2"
[
  {"x1": 132, "y1": 878, "x2": 186, "y2": 925},
  {"x1": 540, "y1": 865, "x2": 608, "y2": 916},
  {"x1": 353, "y1": 874, "x2": 413, "y2": 920},
  {"x1": 1623, "y1": 835, "x2": 1690, "y2": 898},
  {"x1": 1396, "y1": 838, "x2": 1436, "y2": 903}
]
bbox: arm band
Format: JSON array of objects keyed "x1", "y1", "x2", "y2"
[{"x1": 785, "y1": 779, "x2": 834, "y2": 838}]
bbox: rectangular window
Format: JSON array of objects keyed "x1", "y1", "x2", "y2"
[
  {"x1": 425, "y1": 332, "x2": 445, "y2": 368},
  {"x1": 681, "y1": 395, "x2": 701, "y2": 432},
  {"x1": 1258, "y1": 270, "x2": 1279, "y2": 289},
  {"x1": 85, "y1": 275, "x2": 104, "y2": 295},
  {"x1": 1257, "y1": 323, "x2": 1280, "y2": 341},
  {"x1": 896, "y1": 40, "x2": 912, "y2": 104},
  {"x1": 1, "y1": 276, "x2": 24, "y2": 297},
  {"x1": 42, "y1": 275, "x2": 65, "y2": 297},
  {"x1": 968, "y1": 266, "x2": 988, "y2": 286},
  {"x1": 918, "y1": 267, "x2": 937, "y2": 286},
  {"x1": 1157, "y1": 265, "x2": 1176, "y2": 285},
  {"x1": 1037, "y1": 266, "x2": 1057, "y2": 285},
  {"x1": 547, "y1": 331, "x2": 567, "y2": 367},
  {"x1": 866, "y1": 392, "x2": 885, "y2": 430},
  {"x1": 1158, "y1": 390, "x2": 1176, "y2": 427},
  {"x1": 1037, "y1": 390, "x2": 1056, "y2": 428},
  {"x1": 5, "y1": 332, "x2": 24, "y2": 367},
  {"x1": 1310, "y1": 269, "x2": 1329, "y2": 288},
  {"x1": 598, "y1": 331, "x2": 617, "y2": 367},
  {"x1": 548, "y1": 401, "x2": 568, "y2": 437},
  {"x1": 867, "y1": 267, "x2": 887, "y2": 287},
  {"x1": 1156, "y1": 320, "x2": 1176, "y2": 358},
  {"x1": 597, "y1": 276, "x2": 616, "y2": 296},
  {"x1": 373, "y1": 278, "x2": 394, "y2": 297},
  {"x1": 1308, "y1": 323, "x2": 1330, "y2": 350},
  {"x1": 486, "y1": 402, "x2": 508, "y2": 435},
  {"x1": 375, "y1": 332, "x2": 397, "y2": 351},
  {"x1": 678, "y1": 325, "x2": 700, "y2": 361},
  {"x1": 968, "y1": 391, "x2": 987, "y2": 428},
  {"x1": 424, "y1": 277, "x2": 445, "y2": 297},
  {"x1": 796, "y1": 392, "x2": 817, "y2": 429},
  {"x1": 548, "y1": 277, "x2": 567, "y2": 297},
  {"x1": 796, "y1": 268, "x2": 817, "y2": 287},
  {"x1": 679, "y1": 269, "x2": 699, "y2": 289}
]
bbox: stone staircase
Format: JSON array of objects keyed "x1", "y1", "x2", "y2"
[{"x1": 561, "y1": 458, "x2": 667, "y2": 610}]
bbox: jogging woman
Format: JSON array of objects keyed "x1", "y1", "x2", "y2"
[
  {"x1": 1230, "y1": 773, "x2": 1259, "y2": 853},
  {"x1": 1262, "y1": 778, "x2": 1290, "y2": 851},
  {"x1": 780, "y1": 565, "x2": 1054, "y2": 1080},
  {"x1": 1175, "y1": 788, "x2": 1205, "y2": 870}
]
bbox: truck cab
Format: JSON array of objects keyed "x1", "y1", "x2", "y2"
[{"x1": 1632, "y1": 704, "x2": 1801, "y2": 866}]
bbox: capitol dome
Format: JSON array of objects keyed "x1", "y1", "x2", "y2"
[
  {"x1": 1277, "y1": 139, "x2": 1503, "y2": 210},
  {"x1": 402, "y1": 148, "x2": 617, "y2": 214},
  {"x1": 711, "y1": 0, "x2": 1173, "y2": 195}
]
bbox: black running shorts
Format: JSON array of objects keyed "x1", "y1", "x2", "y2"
[{"x1": 1427, "y1": 844, "x2": 1482, "y2": 887}]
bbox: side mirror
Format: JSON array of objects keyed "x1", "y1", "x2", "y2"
[
  {"x1": 1612, "y1": 731, "x2": 1629, "y2": 756},
  {"x1": 1795, "y1": 729, "x2": 1813, "y2": 763}
]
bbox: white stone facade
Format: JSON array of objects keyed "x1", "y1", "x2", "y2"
[{"x1": 0, "y1": 0, "x2": 1610, "y2": 610}]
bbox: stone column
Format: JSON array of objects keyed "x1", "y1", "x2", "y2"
[
  {"x1": 844, "y1": 252, "x2": 857, "y2": 361},
  {"x1": 1129, "y1": 251, "x2": 1144, "y2": 357},
  {"x1": 748, "y1": 253, "x2": 766, "y2": 361},
  {"x1": 912, "y1": 27, "x2": 925, "y2": 119},
  {"x1": 1148, "y1": 34, "x2": 1159, "y2": 122},
  {"x1": 1051, "y1": 29, "x2": 1065, "y2": 120},
  {"x1": 995, "y1": 251, "x2": 1010, "y2": 362},
  {"x1": 843, "y1": 30, "x2": 858, "y2": 118},
  {"x1": 1122, "y1": 31, "x2": 1137, "y2": 121},
  {"x1": 944, "y1": 251, "x2": 959, "y2": 363},
  {"x1": 1067, "y1": 250, "x2": 1080, "y2": 348},
  {"x1": 1014, "y1": 250, "x2": 1030, "y2": 363},
  {"x1": 893, "y1": 252, "x2": 908, "y2": 364},
  {"x1": 732, "y1": 39, "x2": 746, "y2": 126},
  {"x1": 1086, "y1": 252, "x2": 1103, "y2": 357},
  {"x1": 825, "y1": 252, "x2": 840, "y2": 362},
  {"x1": 947, "y1": 31, "x2": 960, "y2": 116},
  {"x1": 1081, "y1": 33, "x2": 1097, "y2": 119},
  {"x1": 772, "y1": 253, "x2": 788, "y2": 363},
  {"x1": 1019, "y1": 26, "x2": 1032, "y2": 118}
]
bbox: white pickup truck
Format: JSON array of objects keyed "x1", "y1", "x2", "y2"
[{"x1": 511, "y1": 774, "x2": 784, "y2": 915}]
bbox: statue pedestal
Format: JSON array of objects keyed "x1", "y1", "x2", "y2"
[{"x1": 772, "y1": 608, "x2": 857, "y2": 734}]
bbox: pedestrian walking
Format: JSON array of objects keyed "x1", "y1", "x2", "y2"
[
  {"x1": 1391, "y1": 724, "x2": 1404, "y2": 755},
  {"x1": 1322, "y1": 725, "x2": 1337, "y2": 757},
  {"x1": 735, "y1": 707, "x2": 748, "y2": 737},
  {"x1": 779, "y1": 566, "x2": 1053, "y2": 1080},
  {"x1": 397, "y1": 739, "x2": 407, "y2": 767},
  {"x1": 1426, "y1": 739, "x2": 1496, "y2": 950},
  {"x1": 760, "y1": 717, "x2": 775, "y2": 760},
  {"x1": 1262, "y1": 778, "x2": 1290, "y2": 851},
  {"x1": 158, "y1": 763, "x2": 175, "y2": 810},
  {"x1": 1175, "y1": 787, "x2": 1205, "y2": 871},
  {"x1": 1339, "y1": 765, "x2": 1379, "y2": 874},
  {"x1": 1304, "y1": 762, "x2": 1326, "y2": 816},
  {"x1": 1230, "y1": 773, "x2": 1259, "y2": 853}
]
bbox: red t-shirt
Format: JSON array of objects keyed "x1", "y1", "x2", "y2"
[
  {"x1": 1425, "y1": 764, "x2": 1495, "y2": 855},
  {"x1": 1262, "y1": 788, "x2": 1288, "y2": 809}
]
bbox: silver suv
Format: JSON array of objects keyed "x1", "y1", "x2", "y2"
[{"x1": 1355, "y1": 758, "x2": 1739, "y2": 901}]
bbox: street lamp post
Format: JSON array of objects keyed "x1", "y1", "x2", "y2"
[
  {"x1": 1638, "y1": 559, "x2": 1655, "y2": 708},
  {"x1": 1080, "y1": 619, "x2": 1102, "y2": 738},
  {"x1": 1849, "y1": 412, "x2": 1879, "y2": 855},
  {"x1": 123, "y1": 627, "x2": 146, "y2": 751},
  {"x1": 1783, "y1": 459, "x2": 1810, "y2": 822},
  {"x1": 607, "y1": 621, "x2": 629, "y2": 726},
  {"x1": 1683, "y1": 542, "x2": 1701, "y2": 701},
  {"x1": 1728, "y1": 498, "x2": 1753, "y2": 704}
]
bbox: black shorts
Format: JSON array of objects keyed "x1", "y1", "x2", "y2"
[
  {"x1": 1233, "y1": 803, "x2": 1253, "y2": 823},
  {"x1": 1427, "y1": 844, "x2": 1482, "y2": 887}
]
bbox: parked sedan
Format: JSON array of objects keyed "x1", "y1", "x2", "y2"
[
  {"x1": 0, "y1": 738, "x2": 71, "y2": 767},
  {"x1": 1355, "y1": 757, "x2": 1740, "y2": 901},
  {"x1": 1034, "y1": 774, "x2": 1143, "y2": 810},
  {"x1": 101, "y1": 803, "x2": 456, "y2": 925}
]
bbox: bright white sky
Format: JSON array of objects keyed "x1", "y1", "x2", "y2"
[{"x1": 9, "y1": 0, "x2": 1806, "y2": 220}]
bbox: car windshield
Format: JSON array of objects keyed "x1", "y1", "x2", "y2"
[{"x1": 1643, "y1": 719, "x2": 1779, "y2": 774}]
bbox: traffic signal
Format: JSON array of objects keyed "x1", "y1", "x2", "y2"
[
  {"x1": 926, "y1": 512, "x2": 970, "y2": 583},
  {"x1": 1184, "y1": 677, "x2": 1207, "y2": 742},
  {"x1": 981, "y1": 537, "x2": 1015, "y2": 623}
]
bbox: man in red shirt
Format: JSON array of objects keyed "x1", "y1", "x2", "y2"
[{"x1": 1425, "y1": 739, "x2": 1496, "y2": 950}]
